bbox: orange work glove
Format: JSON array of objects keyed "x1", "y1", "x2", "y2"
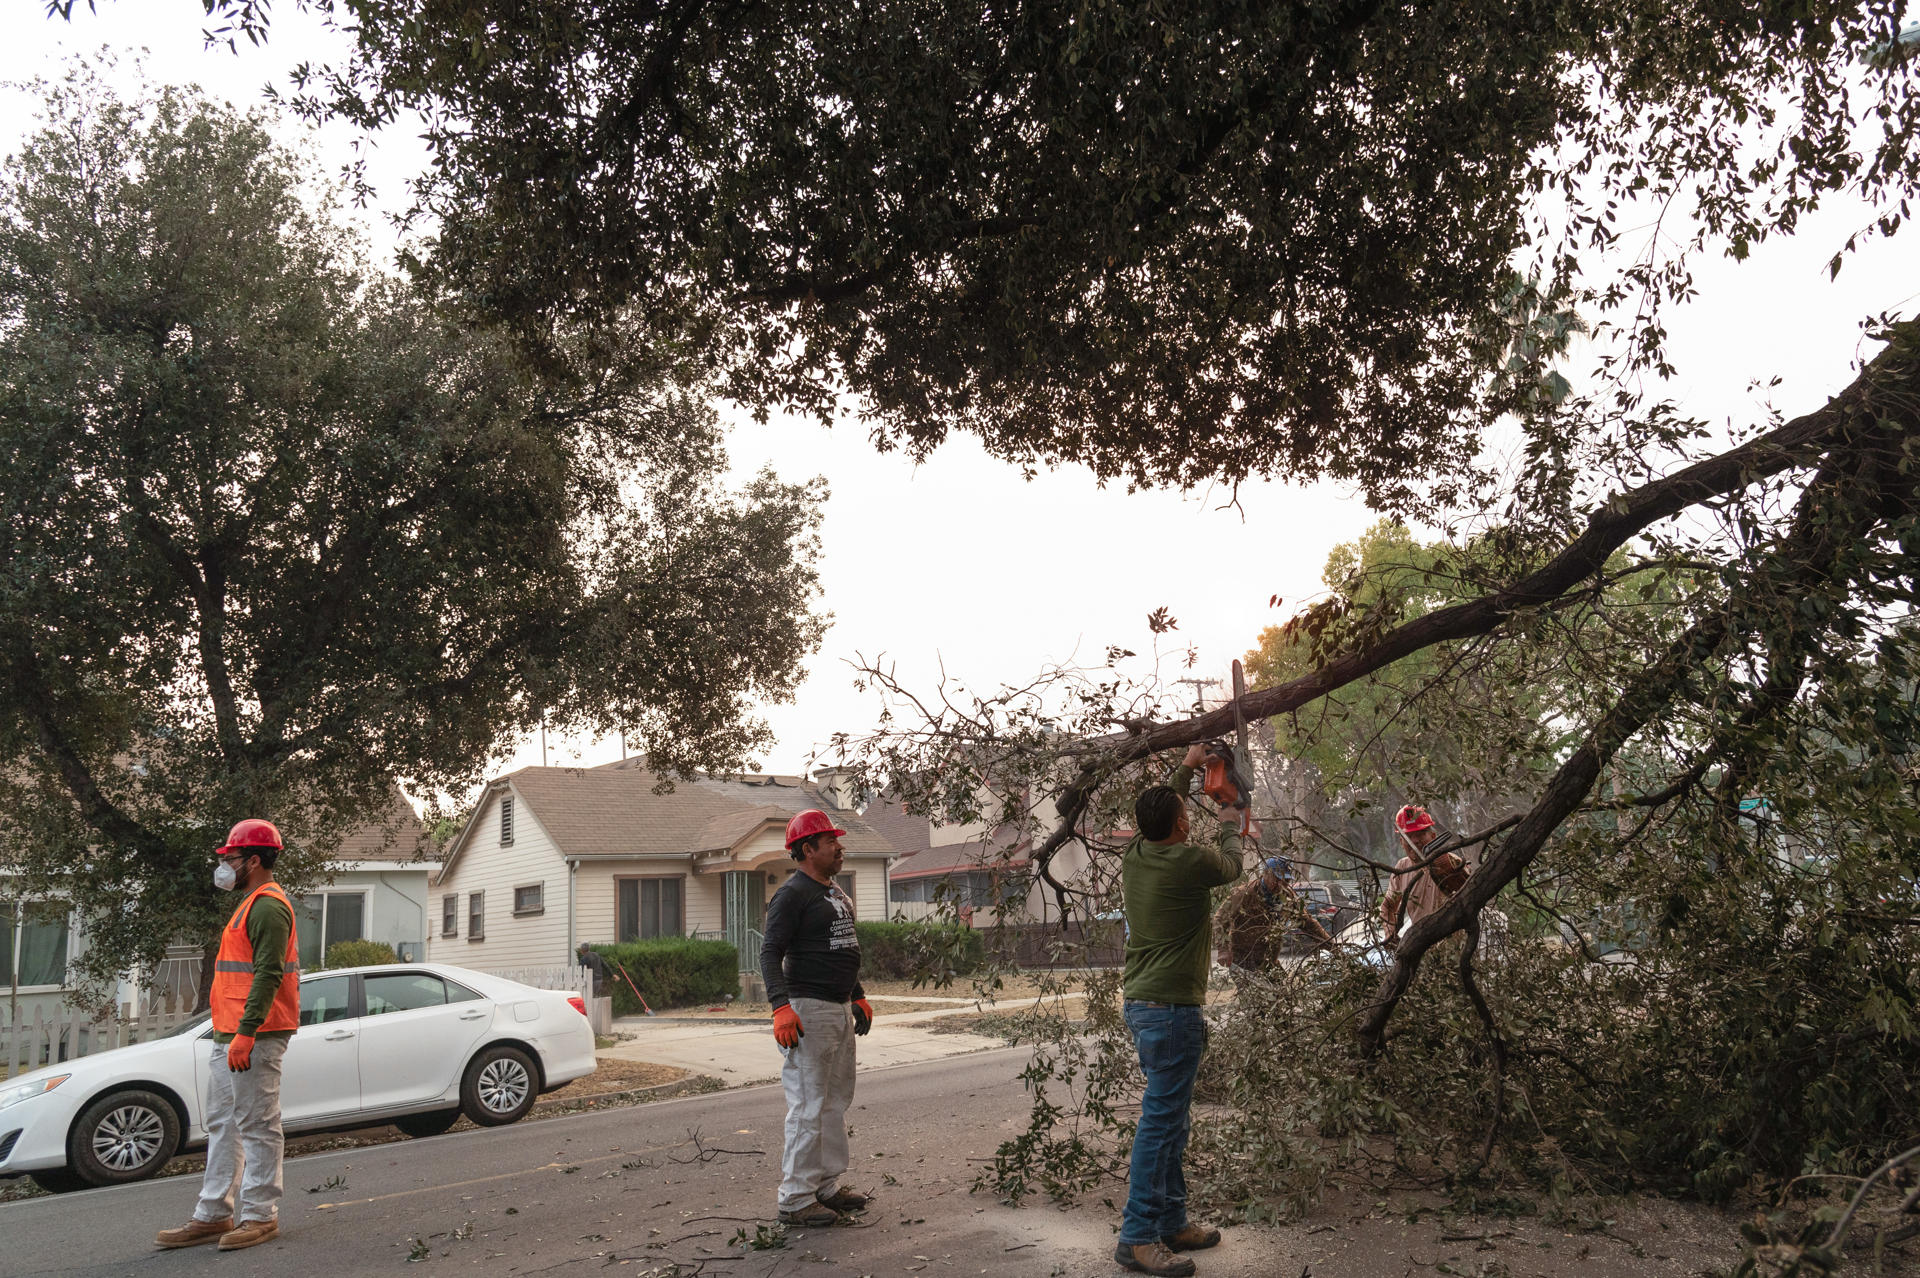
[
  {"x1": 772, "y1": 1004, "x2": 804, "y2": 1048},
  {"x1": 226, "y1": 1034, "x2": 255, "y2": 1072},
  {"x1": 852, "y1": 999, "x2": 873, "y2": 1036}
]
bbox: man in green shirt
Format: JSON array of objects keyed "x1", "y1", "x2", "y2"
[{"x1": 1114, "y1": 744, "x2": 1245, "y2": 1277}]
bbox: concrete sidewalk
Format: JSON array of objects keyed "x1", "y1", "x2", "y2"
[{"x1": 599, "y1": 992, "x2": 1085, "y2": 1083}]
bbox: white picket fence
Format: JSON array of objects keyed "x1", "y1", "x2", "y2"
[
  {"x1": 2, "y1": 997, "x2": 202, "y2": 1080},
  {"x1": 483, "y1": 965, "x2": 604, "y2": 1033},
  {"x1": 483, "y1": 965, "x2": 596, "y2": 1007}
]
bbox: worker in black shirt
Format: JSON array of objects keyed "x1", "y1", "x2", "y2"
[{"x1": 761, "y1": 809, "x2": 875, "y2": 1227}]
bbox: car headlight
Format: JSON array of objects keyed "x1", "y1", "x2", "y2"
[{"x1": 0, "y1": 1074, "x2": 70, "y2": 1112}]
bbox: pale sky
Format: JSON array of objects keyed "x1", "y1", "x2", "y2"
[{"x1": 6, "y1": 2, "x2": 1912, "y2": 799}]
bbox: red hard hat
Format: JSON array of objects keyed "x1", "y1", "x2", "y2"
[
  {"x1": 785, "y1": 809, "x2": 847, "y2": 849},
  {"x1": 1394, "y1": 805, "x2": 1435, "y2": 834},
  {"x1": 216, "y1": 818, "x2": 284, "y2": 855}
]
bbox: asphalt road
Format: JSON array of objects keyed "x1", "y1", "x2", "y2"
[{"x1": 0, "y1": 1046, "x2": 1117, "y2": 1278}]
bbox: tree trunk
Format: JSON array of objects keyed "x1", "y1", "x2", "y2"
[{"x1": 193, "y1": 938, "x2": 218, "y2": 1015}]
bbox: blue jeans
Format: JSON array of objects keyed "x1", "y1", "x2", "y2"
[{"x1": 1120, "y1": 1000, "x2": 1206, "y2": 1245}]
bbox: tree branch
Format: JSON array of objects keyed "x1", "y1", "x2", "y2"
[{"x1": 1355, "y1": 387, "x2": 1916, "y2": 1052}]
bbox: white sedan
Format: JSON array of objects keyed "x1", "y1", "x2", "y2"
[{"x1": 0, "y1": 963, "x2": 596, "y2": 1192}]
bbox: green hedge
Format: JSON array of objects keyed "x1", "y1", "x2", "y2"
[
  {"x1": 324, "y1": 939, "x2": 398, "y2": 969},
  {"x1": 587, "y1": 937, "x2": 739, "y2": 1014},
  {"x1": 854, "y1": 921, "x2": 984, "y2": 981}
]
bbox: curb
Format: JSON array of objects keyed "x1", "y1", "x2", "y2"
[
  {"x1": 612, "y1": 1016, "x2": 769, "y2": 1026},
  {"x1": 531, "y1": 1073, "x2": 716, "y2": 1114}
]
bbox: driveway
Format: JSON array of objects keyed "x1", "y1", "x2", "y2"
[{"x1": 599, "y1": 993, "x2": 1083, "y2": 1082}]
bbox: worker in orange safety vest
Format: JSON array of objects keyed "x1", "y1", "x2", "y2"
[{"x1": 155, "y1": 818, "x2": 300, "y2": 1254}]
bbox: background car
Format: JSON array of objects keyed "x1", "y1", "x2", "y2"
[
  {"x1": 0, "y1": 962, "x2": 595, "y2": 1192},
  {"x1": 1296, "y1": 883, "x2": 1348, "y2": 938}
]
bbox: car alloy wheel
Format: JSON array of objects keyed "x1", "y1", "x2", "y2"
[
  {"x1": 460, "y1": 1044, "x2": 539, "y2": 1126},
  {"x1": 93, "y1": 1101, "x2": 168, "y2": 1172},
  {"x1": 67, "y1": 1087, "x2": 181, "y2": 1186},
  {"x1": 477, "y1": 1057, "x2": 530, "y2": 1114}
]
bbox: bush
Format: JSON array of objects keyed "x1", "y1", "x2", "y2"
[
  {"x1": 588, "y1": 937, "x2": 738, "y2": 1013},
  {"x1": 855, "y1": 920, "x2": 984, "y2": 981},
  {"x1": 324, "y1": 938, "x2": 398, "y2": 969}
]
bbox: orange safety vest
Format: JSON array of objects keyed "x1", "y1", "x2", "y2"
[{"x1": 210, "y1": 883, "x2": 301, "y2": 1035}]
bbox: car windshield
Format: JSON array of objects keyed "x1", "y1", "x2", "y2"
[{"x1": 165, "y1": 1011, "x2": 213, "y2": 1038}]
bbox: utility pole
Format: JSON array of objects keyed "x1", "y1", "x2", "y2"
[
  {"x1": 541, "y1": 719, "x2": 548, "y2": 768},
  {"x1": 1173, "y1": 676, "x2": 1215, "y2": 712}
]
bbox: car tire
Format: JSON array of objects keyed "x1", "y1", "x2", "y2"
[
  {"x1": 29, "y1": 1168, "x2": 89, "y2": 1194},
  {"x1": 395, "y1": 1108, "x2": 462, "y2": 1138},
  {"x1": 459, "y1": 1045, "x2": 538, "y2": 1127},
  {"x1": 67, "y1": 1088, "x2": 180, "y2": 1187}
]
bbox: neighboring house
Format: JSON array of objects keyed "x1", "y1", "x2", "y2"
[
  {"x1": 290, "y1": 786, "x2": 436, "y2": 971},
  {"x1": 878, "y1": 794, "x2": 1095, "y2": 927},
  {"x1": 3, "y1": 786, "x2": 433, "y2": 1019},
  {"x1": 427, "y1": 762, "x2": 898, "y2": 972}
]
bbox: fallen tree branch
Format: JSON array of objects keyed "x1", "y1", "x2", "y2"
[
  {"x1": 1357, "y1": 385, "x2": 1916, "y2": 1051},
  {"x1": 1022, "y1": 330, "x2": 1915, "y2": 888}
]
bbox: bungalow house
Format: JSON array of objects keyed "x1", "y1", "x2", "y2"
[
  {"x1": 426, "y1": 761, "x2": 899, "y2": 973},
  {"x1": 878, "y1": 795, "x2": 1096, "y2": 927},
  {"x1": 4, "y1": 786, "x2": 434, "y2": 1018}
]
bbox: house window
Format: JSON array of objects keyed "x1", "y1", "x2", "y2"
[
  {"x1": 294, "y1": 892, "x2": 367, "y2": 972},
  {"x1": 441, "y1": 894, "x2": 459, "y2": 938},
  {"x1": 834, "y1": 873, "x2": 856, "y2": 912},
  {"x1": 513, "y1": 883, "x2": 544, "y2": 915},
  {"x1": 499, "y1": 796, "x2": 515, "y2": 846},
  {"x1": 0, "y1": 901, "x2": 70, "y2": 989},
  {"x1": 617, "y1": 877, "x2": 683, "y2": 941},
  {"x1": 468, "y1": 891, "x2": 486, "y2": 940}
]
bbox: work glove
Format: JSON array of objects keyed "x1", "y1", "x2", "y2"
[
  {"x1": 852, "y1": 999, "x2": 873, "y2": 1036},
  {"x1": 772, "y1": 1004, "x2": 804, "y2": 1048},
  {"x1": 227, "y1": 1034, "x2": 255, "y2": 1072}
]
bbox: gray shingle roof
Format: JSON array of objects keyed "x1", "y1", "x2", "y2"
[
  {"x1": 331, "y1": 786, "x2": 432, "y2": 863},
  {"x1": 483, "y1": 763, "x2": 898, "y2": 861}
]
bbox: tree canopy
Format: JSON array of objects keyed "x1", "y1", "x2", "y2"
[
  {"x1": 0, "y1": 72, "x2": 825, "y2": 1003},
  {"x1": 197, "y1": 0, "x2": 1913, "y2": 504}
]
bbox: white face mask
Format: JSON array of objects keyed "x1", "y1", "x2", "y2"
[{"x1": 213, "y1": 860, "x2": 239, "y2": 891}]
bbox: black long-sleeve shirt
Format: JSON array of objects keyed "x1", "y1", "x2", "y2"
[{"x1": 760, "y1": 871, "x2": 864, "y2": 1009}]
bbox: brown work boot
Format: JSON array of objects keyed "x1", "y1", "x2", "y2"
[
  {"x1": 776, "y1": 1202, "x2": 843, "y2": 1228},
  {"x1": 1113, "y1": 1240, "x2": 1196, "y2": 1276},
  {"x1": 155, "y1": 1217, "x2": 233, "y2": 1249},
  {"x1": 814, "y1": 1183, "x2": 872, "y2": 1211},
  {"x1": 1163, "y1": 1223, "x2": 1222, "y2": 1251},
  {"x1": 217, "y1": 1220, "x2": 279, "y2": 1251}
]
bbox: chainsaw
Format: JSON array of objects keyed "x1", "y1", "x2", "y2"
[{"x1": 1200, "y1": 660, "x2": 1258, "y2": 836}]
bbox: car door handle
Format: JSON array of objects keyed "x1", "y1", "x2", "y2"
[
  {"x1": 324, "y1": 1029, "x2": 356, "y2": 1041},
  {"x1": 458, "y1": 1009, "x2": 488, "y2": 1021}
]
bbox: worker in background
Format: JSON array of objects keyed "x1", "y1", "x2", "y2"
[
  {"x1": 1218, "y1": 857, "x2": 1331, "y2": 969},
  {"x1": 1380, "y1": 804, "x2": 1471, "y2": 948}
]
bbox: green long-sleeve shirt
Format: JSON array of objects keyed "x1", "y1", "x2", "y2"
[
  {"x1": 213, "y1": 892, "x2": 296, "y2": 1043},
  {"x1": 1121, "y1": 764, "x2": 1245, "y2": 1005}
]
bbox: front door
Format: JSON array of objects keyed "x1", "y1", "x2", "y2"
[{"x1": 723, "y1": 871, "x2": 766, "y2": 971}]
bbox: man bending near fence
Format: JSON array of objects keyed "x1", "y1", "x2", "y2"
[
  {"x1": 156, "y1": 819, "x2": 299, "y2": 1253},
  {"x1": 761, "y1": 809, "x2": 875, "y2": 1227}
]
